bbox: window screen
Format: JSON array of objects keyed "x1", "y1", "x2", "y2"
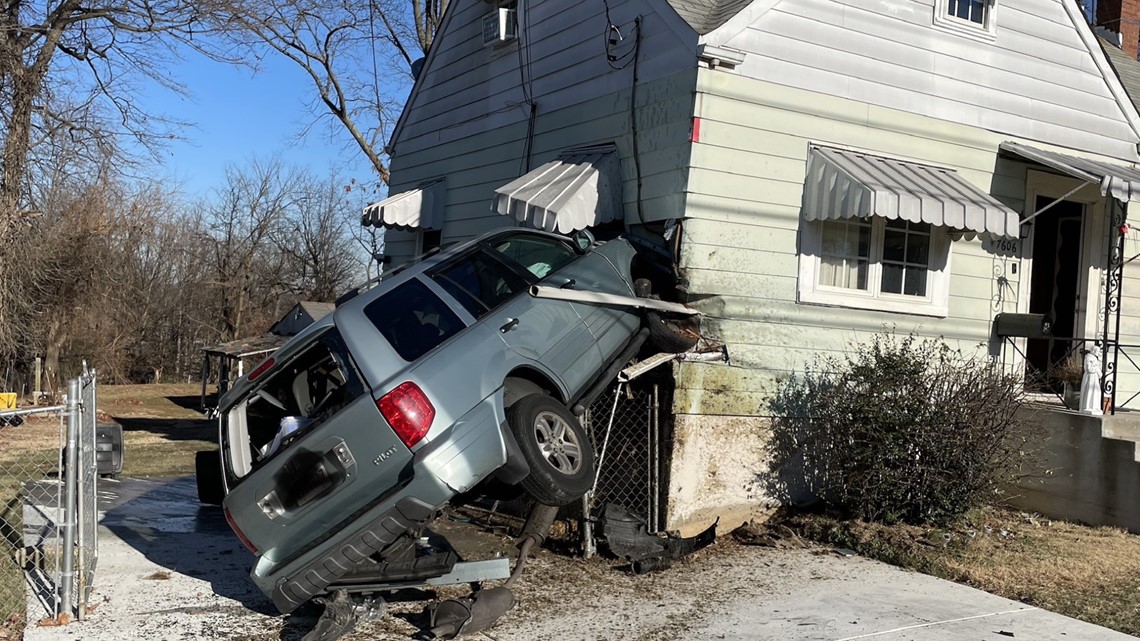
[
  {"x1": 947, "y1": 0, "x2": 986, "y2": 24},
  {"x1": 364, "y1": 279, "x2": 465, "y2": 361}
]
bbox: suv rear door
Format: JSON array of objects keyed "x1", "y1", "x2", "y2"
[
  {"x1": 427, "y1": 246, "x2": 600, "y2": 397},
  {"x1": 485, "y1": 232, "x2": 639, "y2": 378},
  {"x1": 220, "y1": 327, "x2": 415, "y2": 563}
]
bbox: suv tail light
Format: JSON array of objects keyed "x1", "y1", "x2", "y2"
[
  {"x1": 224, "y1": 506, "x2": 259, "y2": 554},
  {"x1": 377, "y1": 381, "x2": 435, "y2": 448},
  {"x1": 248, "y1": 357, "x2": 275, "y2": 381}
]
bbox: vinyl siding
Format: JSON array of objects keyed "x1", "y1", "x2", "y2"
[
  {"x1": 391, "y1": 0, "x2": 697, "y2": 157},
  {"x1": 384, "y1": 0, "x2": 700, "y2": 265},
  {"x1": 385, "y1": 69, "x2": 698, "y2": 266},
  {"x1": 674, "y1": 72, "x2": 1140, "y2": 416},
  {"x1": 702, "y1": 0, "x2": 1140, "y2": 162}
]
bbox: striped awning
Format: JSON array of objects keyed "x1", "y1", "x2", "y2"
[
  {"x1": 1000, "y1": 141, "x2": 1140, "y2": 204},
  {"x1": 492, "y1": 145, "x2": 623, "y2": 233},
  {"x1": 361, "y1": 179, "x2": 445, "y2": 230},
  {"x1": 803, "y1": 145, "x2": 1020, "y2": 239}
]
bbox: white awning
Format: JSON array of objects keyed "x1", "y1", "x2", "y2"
[
  {"x1": 803, "y1": 145, "x2": 1020, "y2": 239},
  {"x1": 1000, "y1": 141, "x2": 1140, "y2": 204},
  {"x1": 492, "y1": 145, "x2": 623, "y2": 233},
  {"x1": 361, "y1": 179, "x2": 445, "y2": 230}
]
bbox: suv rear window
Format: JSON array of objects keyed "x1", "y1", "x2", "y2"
[
  {"x1": 225, "y1": 328, "x2": 365, "y2": 479},
  {"x1": 364, "y1": 278, "x2": 465, "y2": 361}
]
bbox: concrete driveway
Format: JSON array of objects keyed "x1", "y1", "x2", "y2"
[{"x1": 24, "y1": 477, "x2": 1137, "y2": 641}]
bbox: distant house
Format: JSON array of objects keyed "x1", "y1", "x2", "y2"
[
  {"x1": 366, "y1": 0, "x2": 1140, "y2": 534},
  {"x1": 270, "y1": 301, "x2": 336, "y2": 338}
]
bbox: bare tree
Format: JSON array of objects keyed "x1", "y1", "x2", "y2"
[
  {"x1": 220, "y1": 0, "x2": 447, "y2": 186},
  {"x1": 202, "y1": 158, "x2": 298, "y2": 340},
  {"x1": 276, "y1": 172, "x2": 361, "y2": 301},
  {"x1": 0, "y1": 0, "x2": 239, "y2": 354}
]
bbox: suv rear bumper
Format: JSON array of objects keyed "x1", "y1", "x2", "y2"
[
  {"x1": 255, "y1": 474, "x2": 453, "y2": 613},
  {"x1": 252, "y1": 397, "x2": 512, "y2": 613}
]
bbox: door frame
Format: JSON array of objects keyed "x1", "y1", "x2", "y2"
[{"x1": 1017, "y1": 171, "x2": 1106, "y2": 336}]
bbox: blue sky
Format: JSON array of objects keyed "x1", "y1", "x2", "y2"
[{"x1": 140, "y1": 46, "x2": 404, "y2": 201}]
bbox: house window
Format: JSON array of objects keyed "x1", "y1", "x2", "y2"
[
  {"x1": 798, "y1": 217, "x2": 951, "y2": 317},
  {"x1": 417, "y1": 229, "x2": 442, "y2": 255},
  {"x1": 947, "y1": 0, "x2": 986, "y2": 25},
  {"x1": 934, "y1": 0, "x2": 996, "y2": 39}
]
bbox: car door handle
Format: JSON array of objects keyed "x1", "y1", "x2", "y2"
[{"x1": 500, "y1": 318, "x2": 520, "y2": 333}]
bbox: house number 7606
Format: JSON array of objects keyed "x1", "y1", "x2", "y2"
[{"x1": 995, "y1": 239, "x2": 1018, "y2": 253}]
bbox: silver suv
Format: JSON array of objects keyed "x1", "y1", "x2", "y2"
[{"x1": 215, "y1": 228, "x2": 644, "y2": 613}]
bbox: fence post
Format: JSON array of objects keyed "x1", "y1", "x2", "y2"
[{"x1": 59, "y1": 378, "x2": 80, "y2": 620}]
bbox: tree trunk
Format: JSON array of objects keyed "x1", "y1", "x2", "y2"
[{"x1": 43, "y1": 318, "x2": 65, "y2": 397}]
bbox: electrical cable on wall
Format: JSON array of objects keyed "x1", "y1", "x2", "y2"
[
  {"x1": 629, "y1": 17, "x2": 644, "y2": 225},
  {"x1": 515, "y1": 4, "x2": 537, "y2": 174}
]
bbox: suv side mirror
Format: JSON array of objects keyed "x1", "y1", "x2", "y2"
[{"x1": 571, "y1": 229, "x2": 595, "y2": 253}]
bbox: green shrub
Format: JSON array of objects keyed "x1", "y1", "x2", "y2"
[{"x1": 767, "y1": 334, "x2": 1029, "y2": 525}]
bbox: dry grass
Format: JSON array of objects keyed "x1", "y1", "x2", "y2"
[{"x1": 781, "y1": 507, "x2": 1140, "y2": 636}]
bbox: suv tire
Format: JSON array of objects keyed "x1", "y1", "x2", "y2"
[
  {"x1": 195, "y1": 450, "x2": 225, "y2": 506},
  {"x1": 645, "y1": 312, "x2": 700, "y2": 353},
  {"x1": 507, "y1": 394, "x2": 595, "y2": 506}
]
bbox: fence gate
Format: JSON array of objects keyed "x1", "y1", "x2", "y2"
[
  {"x1": 0, "y1": 371, "x2": 99, "y2": 638},
  {"x1": 581, "y1": 380, "x2": 666, "y2": 555}
]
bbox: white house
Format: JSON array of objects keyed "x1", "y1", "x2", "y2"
[{"x1": 368, "y1": 0, "x2": 1140, "y2": 533}]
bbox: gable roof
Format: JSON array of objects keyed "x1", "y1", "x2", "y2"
[
  {"x1": 297, "y1": 301, "x2": 335, "y2": 322},
  {"x1": 665, "y1": 0, "x2": 753, "y2": 35},
  {"x1": 1098, "y1": 34, "x2": 1140, "y2": 115}
]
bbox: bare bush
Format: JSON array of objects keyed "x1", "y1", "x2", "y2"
[{"x1": 767, "y1": 334, "x2": 1031, "y2": 525}]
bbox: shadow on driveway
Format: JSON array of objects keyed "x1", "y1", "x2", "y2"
[{"x1": 98, "y1": 476, "x2": 276, "y2": 615}]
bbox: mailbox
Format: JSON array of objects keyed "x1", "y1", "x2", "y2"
[
  {"x1": 96, "y1": 423, "x2": 124, "y2": 477},
  {"x1": 994, "y1": 313, "x2": 1052, "y2": 339}
]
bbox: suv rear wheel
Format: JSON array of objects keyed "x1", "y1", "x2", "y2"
[{"x1": 507, "y1": 394, "x2": 595, "y2": 506}]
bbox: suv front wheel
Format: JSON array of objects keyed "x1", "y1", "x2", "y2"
[{"x1": 507, "y1": 394, "x2": 595, "y2": 506}]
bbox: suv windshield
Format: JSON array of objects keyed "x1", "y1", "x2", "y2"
[{"x1": 489, "y1": 234, "x2": 577, "y2": 278}]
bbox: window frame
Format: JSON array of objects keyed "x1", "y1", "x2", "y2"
[
  {"x1": 483, "y1": 231, "x2": 580, "y2": 281},
  {"x1": 427, "y1": 247, "x2": 532, "y2": 319},
  {"x1": 933, "y1": 0, "x2": 997, "y2": 41},
  {"x1": 797, "y1": 216, "x2": 953, "y2": 318}
]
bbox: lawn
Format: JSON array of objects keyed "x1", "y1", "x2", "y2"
[{"x1": 777, "y1": 507, "x2": 1140, "y2": 637}]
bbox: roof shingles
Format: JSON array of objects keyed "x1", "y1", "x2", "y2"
[{"x1": 666, "y1": 0, "x2": 753, "y2": 35}]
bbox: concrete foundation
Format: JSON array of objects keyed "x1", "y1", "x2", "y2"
[
  {"x1": 1008, "y1": 406, "x2": 1140, "y2": 532},
  {"x1": 663, "y1": 413, "x2": 776, "y2": 536}
]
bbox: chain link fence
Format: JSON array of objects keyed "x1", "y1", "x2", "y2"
[
  {"x1": 0, "y1": 370, "x2": 98, "y2": 639},
  {"x1": 580, "y1": 378, "x2": 666, "y2": 554}
]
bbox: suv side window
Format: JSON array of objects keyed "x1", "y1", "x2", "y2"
[
  {"x1": 430, "y1": 250, "x2": 529, "y2": 319},
  {"x1": 489, "y1": 234, "x2": 577, "y2": 279},
  {"x1": 364, "y1": 279, "x2": 466, "y2": 361}
]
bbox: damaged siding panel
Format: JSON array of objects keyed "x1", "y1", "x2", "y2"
[{"x1": 702, "y1": 0, "x2": 1140, "y2": 162}]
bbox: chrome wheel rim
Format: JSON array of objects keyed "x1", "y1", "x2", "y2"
[{"x1": 532, "y1": 411, "x2": 583, "y2": 475}]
